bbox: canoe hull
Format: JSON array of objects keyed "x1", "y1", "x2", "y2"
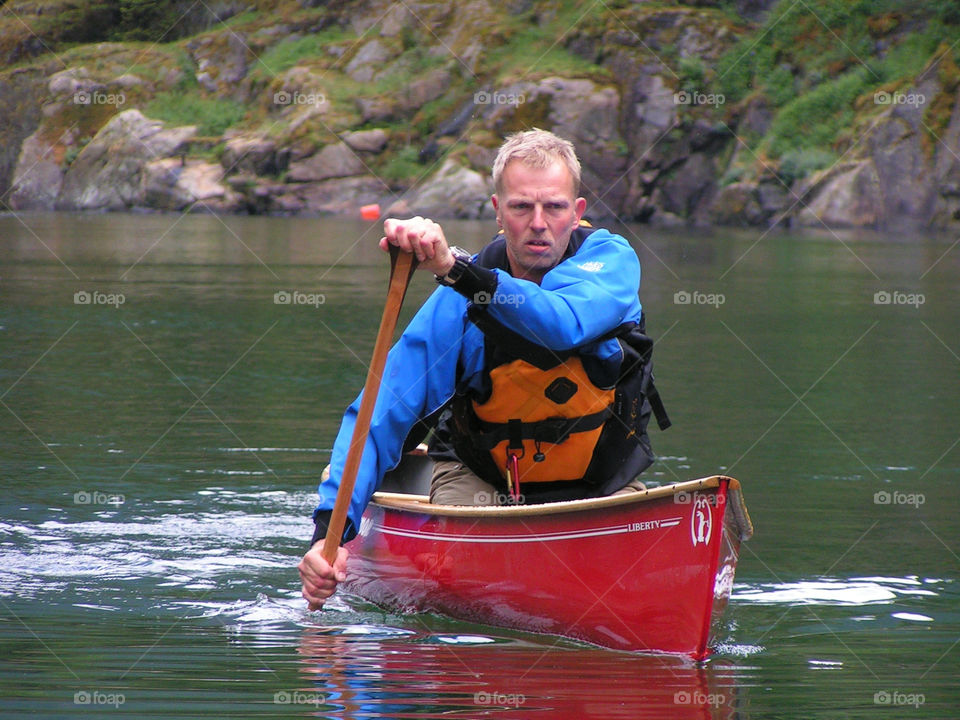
[{"x1": 345, "y1": 476, "x2": 750, "y2": 659}]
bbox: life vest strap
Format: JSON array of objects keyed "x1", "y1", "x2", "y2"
[
  {"x1": 474, "y1": 408, "x2": 613, "y2": 451},
  {"x1": 647, "y1": 382, "x2": 671, "y2": 430},
  {"x1": 507, "y1": 418, "x2": 524, "y2": 453}
]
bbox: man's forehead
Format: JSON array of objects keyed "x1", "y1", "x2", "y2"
[
  {"x1": 500, "y1": 159, "x2": 576, "y2": 198},
  {"x1": 504, "y1": 192, "x2": 571, "y2": 204}
]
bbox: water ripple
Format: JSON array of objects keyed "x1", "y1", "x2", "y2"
[{"x1": 733, "y1": 575, "x2": 942, "y2": 605}]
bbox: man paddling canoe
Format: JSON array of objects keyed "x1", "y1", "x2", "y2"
[{"x1": 300, "y1": 129, "x2": 668, "y2": 608}]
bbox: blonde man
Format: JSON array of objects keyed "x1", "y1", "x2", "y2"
[{"x1": 300, "y1": 129, "x2": 666, "y2": 609}]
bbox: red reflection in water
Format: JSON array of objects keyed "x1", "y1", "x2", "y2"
[{"x1": 297, "y1": 626, "x2": 746, "y2": 719}]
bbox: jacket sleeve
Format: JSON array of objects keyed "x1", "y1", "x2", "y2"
[
  {"x1": 482, "y1": 229, "x2": 642, "y2": 350},
  {"x1": 312, "y1": 286, "x2": 475, "y2": 543}
]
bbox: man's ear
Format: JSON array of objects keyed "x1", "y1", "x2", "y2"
[
  {"x1": 491, "y1": 194, "x2": 501, "y2": 227},
  {"x1": 574, "y1": 196, "x2": 586, "y2": 226}
]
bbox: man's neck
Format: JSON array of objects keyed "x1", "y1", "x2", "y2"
[
  {"x1": 506, "y1": 249, "x2": 546, "y2": 285},
  {"x1": 509, "y1": 265, "x2": 545, "y2": 285}
]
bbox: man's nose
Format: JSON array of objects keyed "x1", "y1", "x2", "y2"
[{"x1": 531, "y1": 204, "x2": 547, "y2": 230}]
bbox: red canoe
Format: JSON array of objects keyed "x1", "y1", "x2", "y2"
[{"x1": 343, "y1": 453, "x2": 753, "y2": 660}]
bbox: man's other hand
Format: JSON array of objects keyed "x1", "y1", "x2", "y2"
[{"x1": 298, "y1": 543, "x2": 349, "y2": 611}]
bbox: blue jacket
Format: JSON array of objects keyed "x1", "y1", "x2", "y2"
[{"x1": 314, "y1": 227, "x2": 643, "y2": 540}]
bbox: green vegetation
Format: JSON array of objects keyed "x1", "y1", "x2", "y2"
[
  {"x1": 41, "y1": 0, "x2": 260, "y2": 44},
  {"x1": 145, "y1": 91, "x2": 245, "y2": 136},
  {"x1": 677, "y1": 56, "x2": 707, "y2": 95},
  {"x1": 369, "y1": 47, "x2": 449, "y2": 94},
  {"x1": 121, "y1": 47, "x2": 195, "y2": 90},
  {"x1": 713, "y1": 0, "x2": 960, "y2": 181},
  {"x1": 764, "y1": 67, "x2": 870, "y2": 156},
  {"x1": 484, "y1": 3, "x2": 609, "y2": 82},
  {"x1": 256, "y1": 26, "x2": 349, "y2": 75},
  {"x1": 777, "y1": 147, "x2": 838, "y2": 187},
  {"x1": 112, "y1": 0, "x2": 188, "y2": 41},
  {"x1": 55, "y1": 1, "x2": 119, "y2": 44},
  {"x1": 411, "y1": 93, "x2": 462, "y2": 136},
  {"x1": 378, "y1": 145, "x2": 423, "y2": 182}
]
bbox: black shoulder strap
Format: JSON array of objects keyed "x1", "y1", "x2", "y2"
[
  {"x1": 614, "y1": 319, "x2": 671, "y2": 431},
  {"x1": 648, "y1": 381, "x2": 671, "y2": 430}
]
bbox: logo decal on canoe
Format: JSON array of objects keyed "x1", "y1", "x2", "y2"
[
  {"x1": 691, "y1": 494, "x2": 712, "y2": 547},
  {"x1": 373, "y1": 518, "x2": 681, "y2": 544}
]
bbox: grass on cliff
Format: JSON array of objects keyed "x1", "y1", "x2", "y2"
[
  {"x1": 256, "y1": 26, "x2": 350, "y2": 74},
  {"x1": 378, "y1": 145, "x2": 423, "y2": 182},
  {"x1": 146, "y1": 91, "x2": 246, "y2": 136},
  {"x1": 712, "y1": 0, "x2": 960, "y2": 184},
  {"x1": 485, "y1": 4, "x2": 610, "y2": 83},
  {"x1": 763, "y1": 67, "x2": 870, "y2": 157}
]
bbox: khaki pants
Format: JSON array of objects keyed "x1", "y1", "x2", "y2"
[
  {"x1": 428, "y1": 459, "x2": 645, "y2": 506},
  {"x1": 429, "y1": 460, "x2": 503, "y2": 505}
]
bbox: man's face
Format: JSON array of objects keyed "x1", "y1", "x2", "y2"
[{"x1": 492, "y1": 160, "x2": 586, "y2": 283}]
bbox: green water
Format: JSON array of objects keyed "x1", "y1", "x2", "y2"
[{"x1": 1, "y1": 212, "x2": 958, "y2": 718}]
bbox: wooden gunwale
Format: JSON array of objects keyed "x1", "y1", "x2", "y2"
[{"x1": 371, "y1": 475, "x2": 744, "y2": 521}]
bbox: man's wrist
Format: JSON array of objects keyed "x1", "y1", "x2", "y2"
[
  {"x1": 311, "y1": 510, "x2": 357, "y2": 546},
  {"x1": 437, "y1": 250, "x2": 456, "y2": 278},
  {"x1": 436, "y1": 246, "x2": 473, "y2": 286}
]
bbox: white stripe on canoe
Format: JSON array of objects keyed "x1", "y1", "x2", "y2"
[{"x1": 372, "y1": 517, "x2": 683, "y2": 543}]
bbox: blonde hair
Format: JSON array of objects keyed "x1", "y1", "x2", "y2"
[{"x1": 492, "y1": 128, "x2": 581, "y2": 196}]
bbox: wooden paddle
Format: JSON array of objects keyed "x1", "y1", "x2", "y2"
[{"x1": 321, "y1": 245, "x2": 418, "y2": 565}]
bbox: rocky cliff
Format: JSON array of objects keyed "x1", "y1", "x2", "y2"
[{"x1": 1, "y1": 0, "x2": 959, "y2": 229}]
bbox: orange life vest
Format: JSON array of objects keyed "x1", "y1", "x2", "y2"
[{"x1": 471, "y1": 356, "x2": 615, "y2": 484}]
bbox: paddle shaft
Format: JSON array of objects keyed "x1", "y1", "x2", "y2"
[{"x1": 321, "y1": 247, "x2": 418, "y2": 565}]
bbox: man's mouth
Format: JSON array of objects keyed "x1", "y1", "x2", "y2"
[{"x1": 525, "y1": 238, "x2": 550, "y2": 249}]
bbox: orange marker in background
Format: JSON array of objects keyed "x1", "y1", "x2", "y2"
[{"x1": 360, "y1": 203, "x2": 381, "y2": 221}]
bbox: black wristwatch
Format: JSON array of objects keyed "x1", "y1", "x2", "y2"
[{"x1": 436, "y1": 246, "x2": 473, "y2": 286}]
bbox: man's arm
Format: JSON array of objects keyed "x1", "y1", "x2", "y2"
[{"x1": 300, "y1": 217, "x2": 470, "y2": 607}]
